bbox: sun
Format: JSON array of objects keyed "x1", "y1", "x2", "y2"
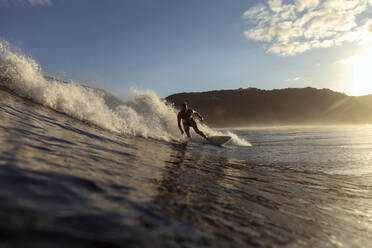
[{"x1": 350, "y1": 48, "x2": 372, "y2": 96}]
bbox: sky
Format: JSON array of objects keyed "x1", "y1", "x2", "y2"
[{"x1": 0, "y1": 0, "x2": 371, "y2": 97}]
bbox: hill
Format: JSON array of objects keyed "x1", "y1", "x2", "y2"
[{"x1": 166, "y1": 87, "x2": 372, "y2": 127}]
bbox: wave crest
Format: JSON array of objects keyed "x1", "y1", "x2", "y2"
[{"x1": 0, "y1": 41, "x2": 250, "y2": 146}]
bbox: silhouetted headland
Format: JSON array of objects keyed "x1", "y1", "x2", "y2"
[{"x1": 166, "y1": 87, "x2": 372, "y2": 127}]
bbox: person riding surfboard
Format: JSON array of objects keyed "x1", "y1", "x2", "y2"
[{"x1": 177, "y1": 102, "x2": 208, "y2": 140}]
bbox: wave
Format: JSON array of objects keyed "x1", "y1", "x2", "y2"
[{"x1": 0, "y1": 40, "x2": 250, "y2": 146}]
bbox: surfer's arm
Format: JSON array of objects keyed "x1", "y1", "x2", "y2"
[
  {"x1": 194, "y1": 111, "x2": 204, "y2": 122},
  {"x1": 177, "y1": 113, "x2": 184, "y2": 134}
]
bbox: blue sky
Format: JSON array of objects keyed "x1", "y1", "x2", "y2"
[{"x1": 1, "y1": 0, "x2": 371, "y2": 97}]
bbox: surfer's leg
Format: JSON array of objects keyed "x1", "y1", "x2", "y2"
[
  {"x1": 184, "y1": 124, "x2": 191, "y2": 138},
  {"x1": 191, "y1": 121, "x2": 207, "y2": 139}
]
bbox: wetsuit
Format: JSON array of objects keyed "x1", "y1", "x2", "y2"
[{"x1": 177, "y1": 109, "x2": 207, "y2": 139}]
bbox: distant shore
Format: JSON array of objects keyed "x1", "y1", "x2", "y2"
[{"x1": 166, "y1": 87, "x2": 372, "y2": 128}]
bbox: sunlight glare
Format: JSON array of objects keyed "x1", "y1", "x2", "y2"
[{"x1": 350, "y1": 48, "x2": 372, "y2": 96}]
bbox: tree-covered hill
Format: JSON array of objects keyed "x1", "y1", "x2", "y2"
[{"x1": 166, "y1": 87, "x2": 372, "y2": 127}]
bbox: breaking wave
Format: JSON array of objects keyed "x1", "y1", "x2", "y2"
[{"x1": 0, "y1": 41, "x2": 250, "y2": 146}]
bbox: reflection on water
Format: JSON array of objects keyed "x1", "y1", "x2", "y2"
[
  {"x1": 155, "y1": 144, "x2": 372, "y2": 247},
  {"x1": 230, "y1": 126, "x2": 372, "y2": 175},
  {"x1": 1, "y1": 88, "x2": 372, "y2": 247}
]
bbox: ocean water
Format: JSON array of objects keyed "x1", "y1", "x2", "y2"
[{"x1": 1, "y1": 42, "x2": 372, "y2": 247}]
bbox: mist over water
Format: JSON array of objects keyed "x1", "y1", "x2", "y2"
[{"x1": 0, "y1": 40, "x2": 250, "y2": 146}]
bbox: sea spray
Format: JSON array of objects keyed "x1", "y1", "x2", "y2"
[
  {"x1": 0, "y1": 40, "x2": 251, "y2": 145},
  {"x1": 198, "y1": 124, "x2": 251, "y2": 146},
  {"x1": 0, "y1": 42, "x2": 126, "y2": 134}
]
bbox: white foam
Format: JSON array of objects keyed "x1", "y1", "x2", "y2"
[
  {"x1": 0, "y1": 41, "x2": 251, "y2": 146},
  {"x1": 197, "y1": 124, "x2": 251, "y2": 146}
]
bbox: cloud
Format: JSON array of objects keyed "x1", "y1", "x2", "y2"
[
  {"x1": 285, "y1": 76, "x2": 301, "y2": 82},
  {"x1": 242, "y1": 0, "x2": 372, "y2": 56},
  {"x1": 27, "y1": 0, "x2": 52, "y2": 6},
  {"x1": 334, "y1": 53, "x2": 365, "y2": 65},
  {"x1": 334, "y1": 58, "x2": 352, "y2": 64},
  {"x1": 0, "y1": 0, "x2": 52, "y2": 7}
]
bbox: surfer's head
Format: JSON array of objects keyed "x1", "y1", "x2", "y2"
[{"x1": 181, "y1": 101, "x2": 188, "y2": 111}]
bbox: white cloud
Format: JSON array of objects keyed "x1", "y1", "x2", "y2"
[
  {"x1": 294, "y1": 0, "x2": 319, "y2": 12},
  {"x1": 27, "y1": 0, "x2": 52, "y2": 6},
  {"x1": 334, "y1": 58, "x2": 352, "y2": 64},
  {"x1": 242, "y1": 3, "x2": 270, "y2": 22},
  {"x1": 334, "y1": 52, "x2": 366, "y2": 65},
  {"x1": 0, "y1": 0, "x2": 52, "y2": 7},
  {"x1": 285, "y1": 76, "x2": 302, "y2": 81},
  {"x1": 243, "y1": 0, "x2": 372, "y2": 56},
  {"x1": 268, "y1": 0, "x2": 283, "y2": 12}
]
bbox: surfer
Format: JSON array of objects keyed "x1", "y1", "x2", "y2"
[{"x1": 177, "y1": 102, "x2": 208, "y2": 140}]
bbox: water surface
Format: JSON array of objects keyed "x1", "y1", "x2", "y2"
[{"x1": 1, "y1": 87, "x2": 372, "y2": 247}]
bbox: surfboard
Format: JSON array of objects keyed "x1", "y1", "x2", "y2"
[{"x1": 206, "y1": 136, "x2": 231, "y2": 146}]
